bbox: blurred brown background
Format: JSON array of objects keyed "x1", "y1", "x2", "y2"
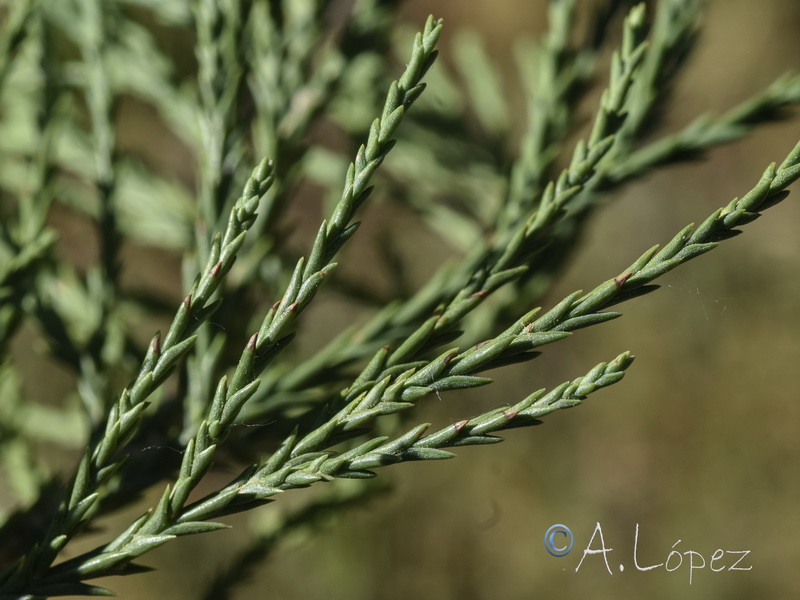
[{"x1": 36, "y1": 0, "x2": 800, "y2": 598}]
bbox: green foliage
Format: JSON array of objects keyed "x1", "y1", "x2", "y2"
[{"x1": 0, "y1": 0, "x2": 798, "y2": 597}]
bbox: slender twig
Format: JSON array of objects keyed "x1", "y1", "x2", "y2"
[
  {"x1": 1, "y1": 161, "x2": 275, "y2": 592},
  {"x1": 248, "y1": 4, "x2": 649, "y2": 413},
  {"x1": 16, "y1": 17, "x2": 443, "y2": 591}
]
